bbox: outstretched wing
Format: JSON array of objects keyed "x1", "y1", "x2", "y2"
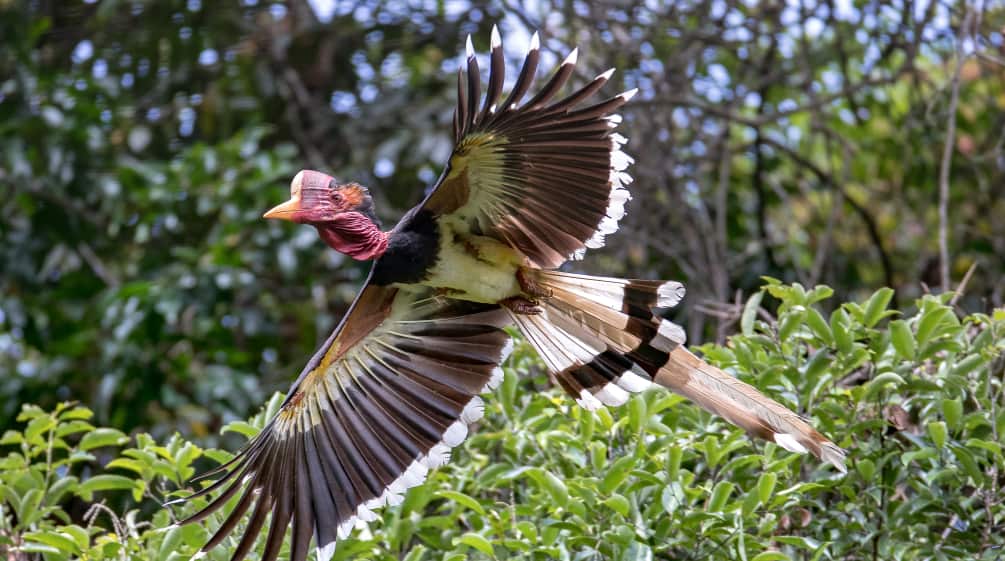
[
  {"x1": 421, "y1": 26, "x2": 637, "y2": 268},
  {"x1": 172, "y1": 281, "x2": 512, "y2": 561}
]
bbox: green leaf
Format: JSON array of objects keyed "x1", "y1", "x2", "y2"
[
  {"x1": 928, "y1": 421, "x2": 948, "y2": 449},
  {"x1": 661, "y1": 483, "x2": 684, "y2": 516},
  {"x1": 707, "y1": 480, "x2": 734, "y2": 512},
  {"x1": 79, "y1": 428, "x2": 128, "y2": 451},
  {"x1": 951, "y1": 354, "x2": 984, "y2": 377},
  {"x1": 220, "y1": 421, "x2": 259, "y2": 439},
  {"x1": 604, "y1": 494, "x2": 631, "y2": 517},
  {"x1": 458, "y1": 532, "x2": 494, "y2": 557},
  {"x1": 158, "y1": 525, "x2": 184, "y2": 561},
  {"x1": 751, "y1": 553, "x2": 791, "y2": 561},
  {"x1": 856, "y1": 459, "x2": 876, "y2": 480},
  {"x1": 438, "y1": 490, "x2": 486, "y2": 516},
  {"x1": 942, "y1": 398, "x2": 963, "y2": 431},
  {"x1": 76, "y1": 474, "x2": 137, "y2": 501},
  {"x1": 601, "y1": 456, "x2": 636, "y2": 493},
  {"x1": 742, "y1": 290, "x2": 764, "y2": 336},
  {"x1": 889, "y1": 320, "x2": 916, "y2": 360},
  {"x1": 916, "y1": 306, "x2": 954, "y2": 347},
  {"x1": 58, "y1": 407, "x2": 93, "y2": 421},
  {"x1": 950, "y1": 445, "x2": 985, "y2": 484},
  {"x1": 757, "y1": 472, "x2": 777, "y2": 503},
  {"x1": 862, "y1": 287, "x2": 894, "y2": 327},
  {"x1": 628, "y1": 393, "x2": 647, "y2": 434},
  {"x1": 863, "y1": 372, "x2": 905, "y2": 400},
  {"x1": 804, "y1": 308, "x2": 832, "y2": 345},
  {"x1": 830, "y1": 310, "x2": 853, "y2": 354}
]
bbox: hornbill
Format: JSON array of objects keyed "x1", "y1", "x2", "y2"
[{"x1": 172, "y1": 27, "x2": 846, "y2": 561}]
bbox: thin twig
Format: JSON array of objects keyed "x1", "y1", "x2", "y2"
[
  {"x1": 77, "y1": 242, "x2": 120, "y2": 288},
  {"x1": 948, "y1": 261, "x2": 978, "y2": 307},
  {"x1": 938, "y1": 8, "x2": 974, "y2": 292}
]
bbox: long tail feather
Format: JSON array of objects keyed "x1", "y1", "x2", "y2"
[{"x1": 518, "y1": 269, "x2": 846, "y2": 472}]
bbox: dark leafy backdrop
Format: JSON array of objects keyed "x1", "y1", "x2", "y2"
[{"x1": 1, "y1": 1, "x2": 1004, "y2": 559}]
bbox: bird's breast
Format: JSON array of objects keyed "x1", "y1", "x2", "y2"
[{"x1": 419, "y1": 216, "x2": 523, "y2": 304}]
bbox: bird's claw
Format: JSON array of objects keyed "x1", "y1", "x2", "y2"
[
  {"x1": 516, "y1": 268, "x2": 553, "y2": 298},
  {"x1": 501, "y1": 296, "x2": 543, "y2": 315}
]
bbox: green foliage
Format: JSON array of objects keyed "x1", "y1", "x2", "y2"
[
  {"x1": 3, "y1": 284, "x2": 1003, "y2": 560},
  {"x1": 4, "y1": 1, "x2": 1005, "y2": 441}
]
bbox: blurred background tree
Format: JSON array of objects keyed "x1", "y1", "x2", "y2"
[{"x1": 1, "y1": 0, "x2": 1003, "y2": 441}]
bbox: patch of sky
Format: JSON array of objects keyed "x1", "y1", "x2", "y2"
[
  {"x1": 786, "y1": 125, "x2": 802, "y2": 143},
  {"x1": 777, "y1": 99, "x2": 798, "y2": 113},
  {"x1": 360, "y1": 84, "x2": 378, "y2": 103},
  {"x1": 707, "y1": 63, "x2": 730, "y2": 87},
  {"x1": 821, "y1": 69, "x2": 842, "y2": 90},
  {"x1": 444, "y1": 0, "x2": 470, "y2": 21},
  {"x1": 381, "y1": 52, "x2": 408, "y2": 88},
  {"x1": 92, "y1": 58, "x2": 108, "y2": 79},
  {"x1": 777, "y1": 34, "x2": 794, "y2": 58},
  {"x1": 72, "y1": 40, "x2": 93, "y2": 64},
  {"x1": 672, "y1": 107, "x2": 689, "y2": 131},
  {"x1": 418, "y1": 166, "x2": 435, "y2": 184},
  {"x1": 198, "y1": 48, "x2": 218, "y2": 66},
  {"x1": 804, "y1": 17, "x2": 824, "y2": 37},
  {"x1": 374, "y1": 158, "x2": 395, "y2": 178},
  {"x1": 330, "y1": 91, "x2": 356, "y2": 114},
  {"x1": 179, "y1": 107, "x2": 196, "y2": 137},
  {"x1": 308, "y1": 0, "x2": 335, "y2": 22},
  {"x1": 352, "y1": 51, "x2": 376, "y2": 81},
  {"x1": 833, "y1": 0, "x2": 856, "y2": 21}
]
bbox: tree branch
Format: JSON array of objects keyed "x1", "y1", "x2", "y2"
[{"x1": 938, "y1": 8, "x2": 974, "y2": 292}]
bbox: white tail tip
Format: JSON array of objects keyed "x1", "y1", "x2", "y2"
[
  {"x1": 774, "y1": 433, "x2": 808, "y2": 454},
  {"x1": 563, "y1": 47, "x2": 579, "y2": 66},
  {"x1": 491, "y1": 25, "x2": 501, "y2": 49}
]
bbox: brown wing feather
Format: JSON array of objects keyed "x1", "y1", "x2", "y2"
[
  {"x1": 421, "y1": 27, "x2": 637, "y2": 268},
  {"x1": 172, "y1": 281, "x2": 513, "y2": 561}
]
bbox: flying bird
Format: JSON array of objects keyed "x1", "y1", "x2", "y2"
[{"x1": 173, "y1": 27, "x2": 846, "y2": 561}]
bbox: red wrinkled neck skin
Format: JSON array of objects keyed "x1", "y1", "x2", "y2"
[{"x1": 315, "y1": 212, "x2": 388, "y2": 261}]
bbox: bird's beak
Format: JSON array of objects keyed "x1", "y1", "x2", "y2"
[{"x1": 263, "y1": 197, "x2": 301, "y2": 221}]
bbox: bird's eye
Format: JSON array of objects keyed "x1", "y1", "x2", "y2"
[{"x1": 331, "y1": 192, "x2": 344, "y2": 205}]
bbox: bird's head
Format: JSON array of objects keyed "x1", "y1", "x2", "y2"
[
  {"x1": 264, "y1": 170, "x2": 378, "y2": 225},
  {"x1": 264, "y1": 170, "x2": 388, "y2": 261}
]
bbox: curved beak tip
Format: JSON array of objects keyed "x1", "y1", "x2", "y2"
[{"x1": 263, "y1": 198, "x2": 300, "y2": 221}]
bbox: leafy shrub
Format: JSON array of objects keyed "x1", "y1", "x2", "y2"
[{"x1": 2, "y1": 283, "x2": 1003, "y2": 560}]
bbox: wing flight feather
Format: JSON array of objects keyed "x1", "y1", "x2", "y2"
[
  {"x1": 171, "y1": 283, "x2": 512, "y2": 561},
  {"x1": 422, "y1": 27, "x2": 637, "y2": 268}
]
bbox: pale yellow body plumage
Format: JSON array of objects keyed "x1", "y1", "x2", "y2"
[{"x1": 417, "y1": 217, "x2": 524, "y2": 304}]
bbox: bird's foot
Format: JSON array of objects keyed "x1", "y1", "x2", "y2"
[
  {"x1": 501, "y1": 296, "x2": 543, "y2": 315},
  {"x1": 516, "y1": 268, "x2": 553, "y2": 298}
]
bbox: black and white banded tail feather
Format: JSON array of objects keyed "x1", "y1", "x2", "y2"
[
  {"x1": 512, "y1": 270, "x2": 847, "y2": 472},
  {"x1": 422, "y1": 25, "x2": 637, "y2": 269},
  {"x1": 169, "y1": 285, "x2": 513, "y2": 561}
]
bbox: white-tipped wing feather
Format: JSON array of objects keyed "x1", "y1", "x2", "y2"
[
  {"x1": 172, "y1": 283, "x2": 512, "y2": 561},
  {"x1": 422, "y1": 25, "x2": 635, "y2": 268}
]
